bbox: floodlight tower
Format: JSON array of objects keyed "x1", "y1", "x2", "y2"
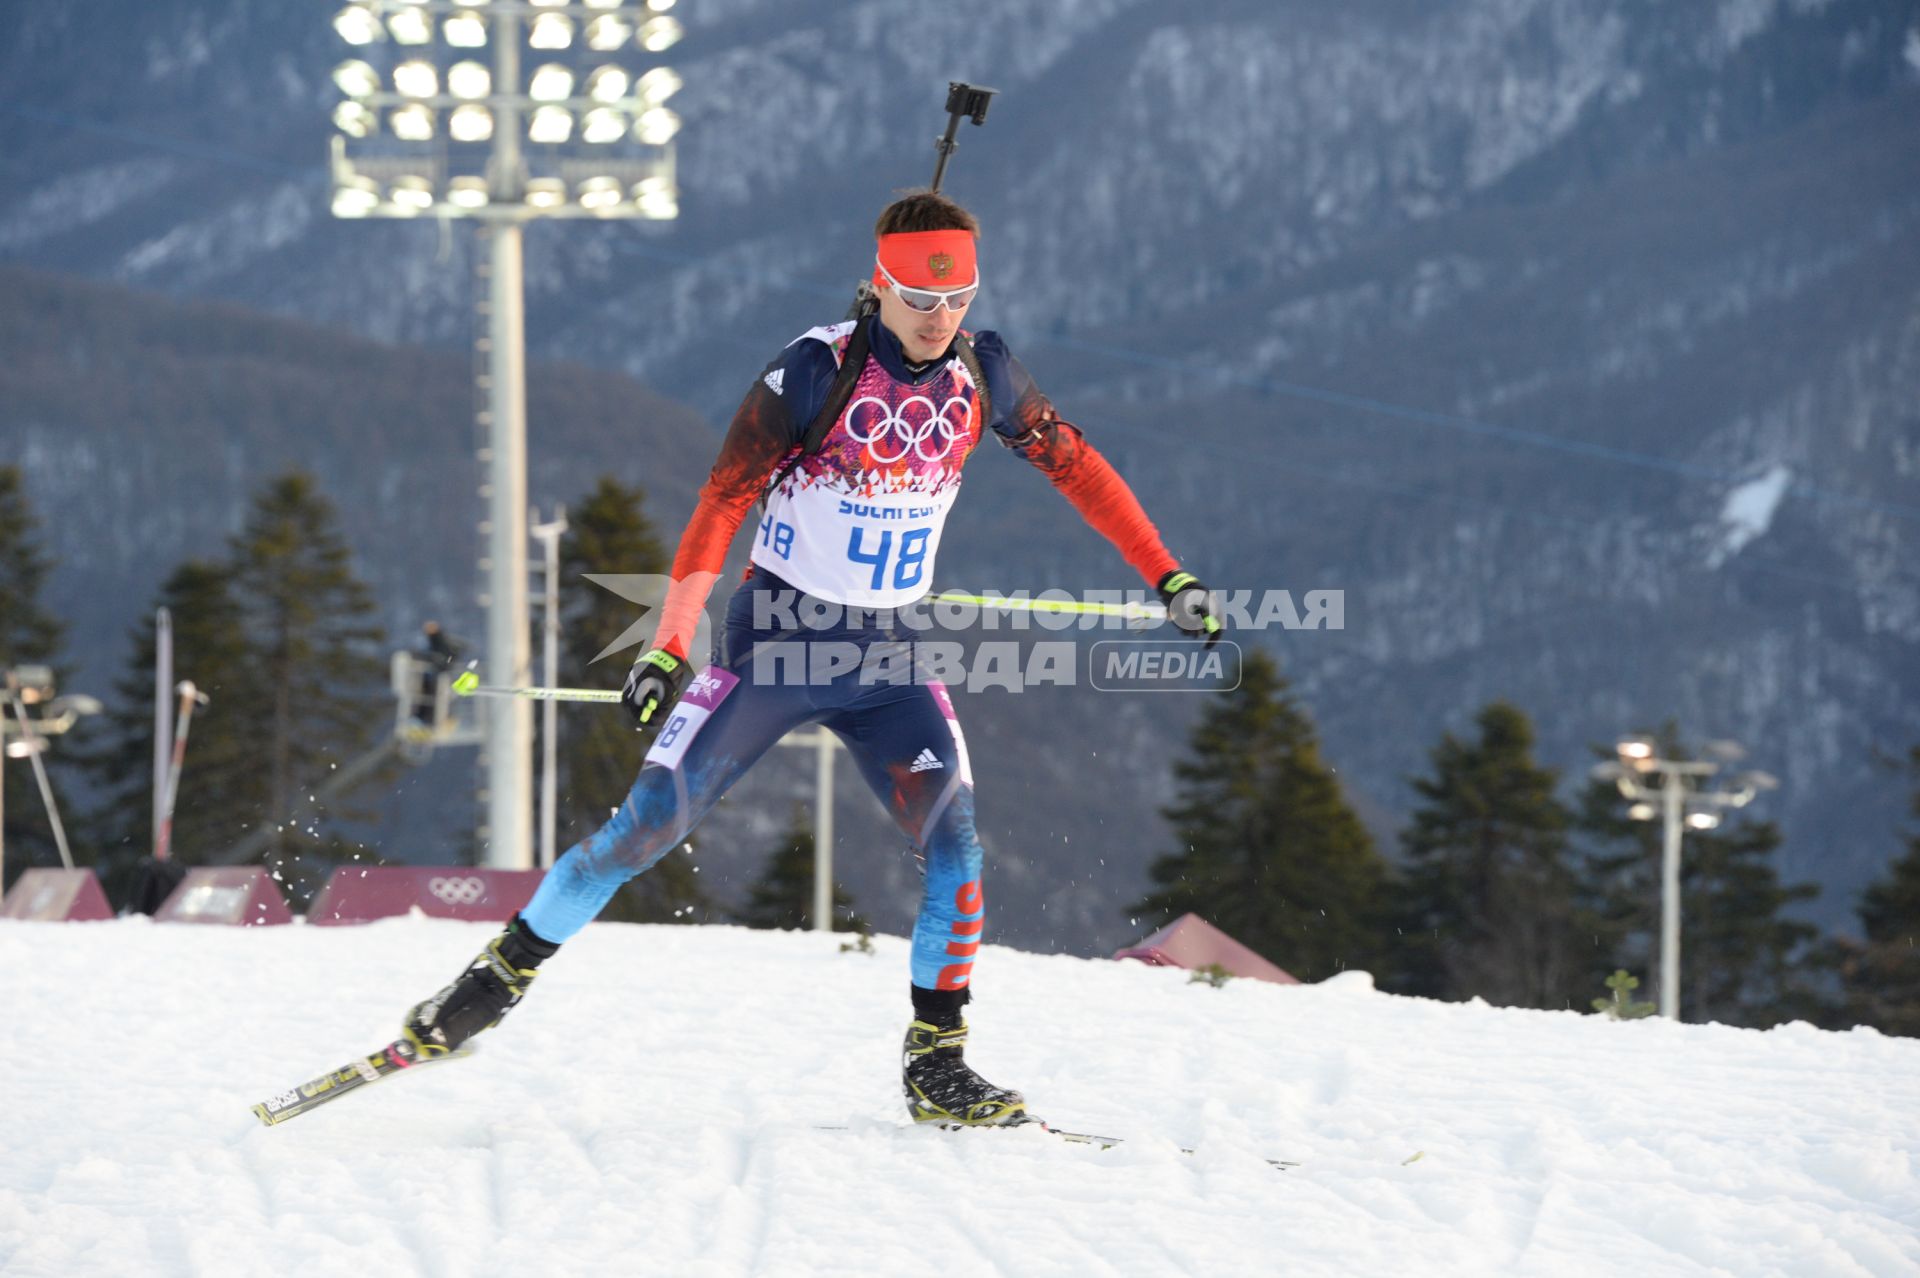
[
  {"x1": 327, "y1": 0, "x2": 684, "y2": 868},
  {"x1": 0, "y1": 665, "x2": 101, "y2": 905},
  {"x1": 1593, "y1": 737, "x2": 1779, "y2": 1022}
]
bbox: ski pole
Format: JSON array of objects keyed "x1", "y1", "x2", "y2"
[
  {"x1": 448, "y1": 588, "x2": 1171, "y2": 710},
  {"x1": 450, "y1": 670, "x2": 623, "y2": 704},
  {"x1": 154, "y1": 680, "x2": 209, "y2": 864},
  {"x1": 927, "y1": 591, "x2": 1167, "y2": 624}
]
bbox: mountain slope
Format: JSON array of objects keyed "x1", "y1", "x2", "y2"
[{"x1": 2, "y1": 0, "x2": 1917, "y2": 954}]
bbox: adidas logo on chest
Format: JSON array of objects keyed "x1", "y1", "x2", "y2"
[{"x1": 909, "y1": 748, "x2": 944, "y2": 773}]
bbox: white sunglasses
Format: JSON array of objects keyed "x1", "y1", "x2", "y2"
[{"x1": 875, "y1": 258, "x2": 981, "y2": 313}]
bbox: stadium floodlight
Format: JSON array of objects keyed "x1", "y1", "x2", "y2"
[
  {"x1": 391, "y1": 103, "x2": 436, "y2": 141},
  {"x1": 444, "y1": 11, "x2": 488, "y2": 47},
  {"x1": 529, "y1": 13, "x2": 574, "y2": 49},
  {"x1": 586, "y1": 15, "x2": 634, "y2": 51},
  {"x1": 577, "y1": 176, "x2": 624, "y2": 211},
  {"x1": 635, "y1": 66, "x2": 683, "y2": 106},
  {"x1": 325, "y1": 0, "x2": 684, "y2": 876},
  {"x1": 637, "y1": 16, "x2": 684, "y2": 52},
  {"x1": 333, "y1": 59, "x2": 380, "y2": 98},
  {"x1": 333, "y1": 5, "x2": 381, "y2": 46},
  {"x1": 585, "y1": 66, "x2": 630, "y2": 103},
  {"x1": 581, "y1": 108, "x2": 626, "y2": 144},
  {"x1": 449, "y1": 103, "x2": 495, "y2": 142},
  {"x1": 1593, "y1": 736, "x2": 1774, "y2": 1022},
  {"x1": 448, "y1": 176, "x2": 490, "y2": 209},
  {"x1": 1617, "y1": 735, "x2": 1656, "y2": 763},
  {"x1": 393, "y1": 59, "x2": 439, "y2": 98},
  {"x1": 525, "y1": 177, "x2": 567, "y2": 208},
  {"x1": 528, "y1": 63, "x2": 575, "y2": 102},
  {"x1": 528, "y1": 105, "x2": 573, "y2": 144},
  {"x1": 390, "y1": 176, "x2": 435, "y2": 213},
  {"x1": 332, "y1": 100, "x2": 378, "y2": 138},
  {"x1": 448, "y1": 60, "x2": 492, "y2": 99},
  {"x1": 331, "y1": 173, "x2": 379, "y2": 218},
  {"x1": 633, "y1": 106, "x2": 680, "y2": 146},
  {"x1": 634, "y1": 175, "x2": 677, "y2": 219},
  {"x1": 387, "y1": 6, "x2": 432, "y2": 45}
]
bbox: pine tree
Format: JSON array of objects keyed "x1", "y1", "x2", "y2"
[
  {"x1": 1570, "y1": 752, "x2": 1659, "y2": 989},
  {"x1": 1690, "y1": 819, "x2": 1826, "y2": 1026},
  {"x1": 1132, "y1": 648, "x2": 1389, "y2": 982},
  {"x1": 0, "y1": 466, "x2": 70, "y2": 891},
  {"x1": 737, "y1": 803, "x2": 867, "y2": 932},
  {"x1": 80, "y1": 560, "x2": 253, "y2": 900},
  {"x1": 552, "y1": 475, "x2": 710, "y2": 923},
  {"x1": 225, "y1": 473, "x2": 386, "y2": 881},
  {"x1": 1842, "y1": 745, "x2": 1920, "y2": 1036},
  {"x1": 1573, "y1": 728, "x2": 1829, "y2": 1027},
  {"x1": 1591, "y1": 970, "x2": 1657, "y2": 1020},
  {"x1": 0, "y1": 467, "x2": 62, "y2": 671},
  {"x1": 1390, "y1": 701, "x2": 1587, "y2": 1008}
]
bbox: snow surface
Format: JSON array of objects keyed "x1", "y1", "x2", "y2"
[
  {"x1": 1709, "y1": 464, "x2": 1793, "y2": 567},
  {"x1": 3, "y1": 918, "x2": 1916, "y2": 1278}
]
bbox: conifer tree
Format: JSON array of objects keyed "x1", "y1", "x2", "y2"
[
  {"x1": 1391, "y1": 701, "x2": 1586, "y2": 1008},
  {"x1": 1132, "y1": 649, "x2": 1388, "y2": 981},
  {"x1": 738, "y1": 803, "x2": 867, "y2": 932},
  {"x1": 1842, "y1": 746, "x2": 1920, "y2": 1036},
  {"x1": 553, "y1": 475, "x2": 710, "y2": 923},
  {"x1": 0, "y1": 466, "x2": 69, "y2": 890},
  {"x1": 1681, "y1": 818, "x2": 1825, "y2": 1026},
  {"x1": 225, "y1": 472, "x2": 386, "y2": 875}
]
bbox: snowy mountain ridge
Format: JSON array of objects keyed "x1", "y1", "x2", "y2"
[{"x1": 2, "y1": 0, "x2": 1918, "y2": 952}]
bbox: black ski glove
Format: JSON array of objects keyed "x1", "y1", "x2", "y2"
[
  {"x1": 622, "y1": 648, "x2": 695, "y2": 729},
  {"x1": 1157, "y1": 570, "x2": 1224, "y2": 648}
]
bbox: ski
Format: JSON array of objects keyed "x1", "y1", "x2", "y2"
[
  {"x1": 250, "y1": 1038, "x2": 472, "y2": 1127},
  {"x1": 816, "y1": 1118, "x2": 1308, "y2": 1170},
  {"x1": 1009, "y1": 1118, "x2": 1299, "y2": 1168}
]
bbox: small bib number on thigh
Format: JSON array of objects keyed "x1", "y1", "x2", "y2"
[{"x1": 644, "y1": 668, "x2": 741, "y2": 771}]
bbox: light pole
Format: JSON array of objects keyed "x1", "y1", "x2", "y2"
[
  {"x1": 0, "y1": 665, "x2": 101, "y2": 905},
  {"x1": 1593, "y1": 737, "x2": 1778, "y2": 1022},
  {"x1": 327, "y1": 0, "x2": 683, "y2": 869},
  {"x1": 153, "y1": 607, "x2": 172, "y2": 862},
  {"x1": 530, "y1": 504, "x2": 568, "y2": 869},
  {"x1": 774, "y1": 728, "x2": 842, "y2": 932}
]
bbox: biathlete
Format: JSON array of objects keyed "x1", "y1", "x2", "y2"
[{"x1": 399, "y1": 189, "x2": 1223, "y2": 1126}]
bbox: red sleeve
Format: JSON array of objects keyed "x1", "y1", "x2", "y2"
[
  {"x1": 649, "y1": 382, "x2": 797, "y2": 659},
  {"x1": 1010, "y1": 396, "x2": 1179, "y2": 587}
]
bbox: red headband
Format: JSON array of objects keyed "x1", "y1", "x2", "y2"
[{"x1": 873, "y1": 230, "x2": 977, "y2": 290}]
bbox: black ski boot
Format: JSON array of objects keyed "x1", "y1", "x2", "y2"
[
  {"x1": 902, "y1": 1019, "x2": 1027, "y2": 1126},
  {"x1": 402, "y1": 915, "x2": 559, "y2": 1059}
]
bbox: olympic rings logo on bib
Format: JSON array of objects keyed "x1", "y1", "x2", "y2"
[{"x1": 843, "y1": 395, "x2": 973, "y2": 464}]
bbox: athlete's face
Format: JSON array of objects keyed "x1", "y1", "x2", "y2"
[{"x1": 877, "y1": 278, "x2": 972, "y2": 364}]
